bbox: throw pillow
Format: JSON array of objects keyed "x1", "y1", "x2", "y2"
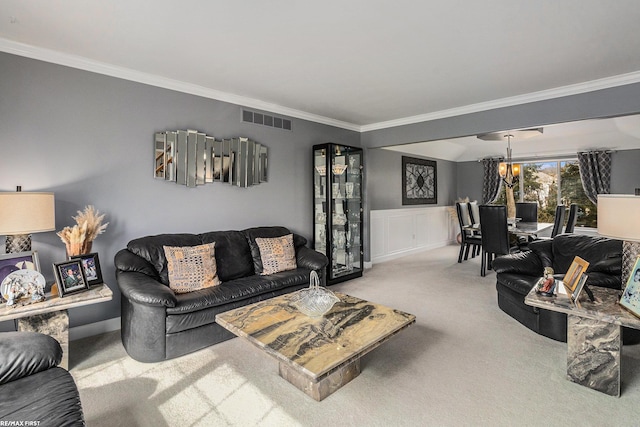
[
  {"x1": 255, "y1": 234, "x2": 297, "y2": 275},
  {"x1": 163, "y1": 242, "x2": 221, "y2": 294}
]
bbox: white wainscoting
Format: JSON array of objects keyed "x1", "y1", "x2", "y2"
[{"x1": 370, "y1": 206, "x2": 458, "y2": 264}]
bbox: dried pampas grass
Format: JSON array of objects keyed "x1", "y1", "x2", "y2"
[{"x1": 57, "y1": 205, "x2": 109, "y2": 256}]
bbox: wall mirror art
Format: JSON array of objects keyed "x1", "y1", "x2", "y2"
[
  {"x1": 154, "y1": 130, "x2": 268, "y2": 188},
  {"x1": 402, "y1": 156, "x2": 437, "y2": 205}
]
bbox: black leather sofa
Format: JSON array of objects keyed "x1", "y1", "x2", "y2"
[
  {"x1": 115, "y1": 226, "x2": 329, "y2": 362},
  {"x1": 492, "y1": 234, "x2": 640, "y2": 343},
  {"x1": 0, "y1": 331, "x2": 85, "y2": 425}
]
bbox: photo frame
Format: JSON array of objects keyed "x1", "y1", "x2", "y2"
[
  {"x1": 0, "y1": 251, "x2": 42, "y2": 301},
  {"x1": 620, "y1": 256, "x2": 640, "y2": 318},
  {"x1": 70, "y1": 252, "x2": 103, "y2": 286},
  {"x1": 402, "y1": 156, "x2": 437, "y2": 205},
  {"x1": 53, "y1": 260, "x2": 89, "y2": 297},
  {"x1": 562, "y1": 256, "x2": 589, "y2": 292}
]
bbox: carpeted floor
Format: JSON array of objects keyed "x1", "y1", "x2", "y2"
[{"x1": 70, "y1": 245, "x2": 640, "y2": 426}]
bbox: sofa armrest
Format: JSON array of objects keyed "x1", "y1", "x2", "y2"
[
  {"x1": 296, "y1": 246, "x2": 329, "y2": 271},
  {"x1": 492, "y1": 250, "x2": 543, "y2": 276},
  {"x1": 0, "y1": 332, "x2": 62, "y2": 385},
  {"x1": 116, "y1": 270, "x2": 177, "y2": 308}
]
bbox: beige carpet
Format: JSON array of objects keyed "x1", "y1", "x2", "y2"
[{"x1": 70, "y1": 245, "x2": 640, "y2": 426}]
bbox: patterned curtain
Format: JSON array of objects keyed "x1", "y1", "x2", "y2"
[
  {"x1": 577, "y1": 151, "x2": 611, "y2": 204},
  {"x1": 482, "y1": 157, "x2": 503, "y2": 204}
]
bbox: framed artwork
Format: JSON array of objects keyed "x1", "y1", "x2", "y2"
[
  {"x1": 53, "y1": 260, "x2": 89, "y2": 297},
  {"x1": 562, "y1": 256, "x2": 589, "y2": 292},
  {"x1": 0, "y1": 251, "x2": 42, "y2": 301},
  {"x1": 620, "y1": 256, "x2": 640, "y2": 318},
  {"x1": 70, "y1": 252, "x2": 103, "y2": 286},
  {"x1": 402, "y1": 156, "x2": 437, "y2": 205}
]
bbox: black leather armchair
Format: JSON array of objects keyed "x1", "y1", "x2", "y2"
[
  {"x1": 493, "y1": 234, "x2": 640, "y2": 343},
  {"x1": 115, "y1": 226, "x2": 329, "y2": 362},
  {"x1": 0, "y1": 332, "x2": 85, "y2": 425}
]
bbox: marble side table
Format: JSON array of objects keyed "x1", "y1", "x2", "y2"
[
  {"x1": 0, "y1": 283, "x2": 113, "y2": 370},
  {"x1": 525, "y1": 285, "x2": 640, "y2": 396}
]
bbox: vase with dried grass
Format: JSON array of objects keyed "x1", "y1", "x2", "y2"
[{"x1": 57, "y1": 205, "x2": 108, "y2": 258}]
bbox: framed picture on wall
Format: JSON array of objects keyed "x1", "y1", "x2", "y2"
[{"x1": 402, "y1": 156, "x2": 437, "y2": 205}]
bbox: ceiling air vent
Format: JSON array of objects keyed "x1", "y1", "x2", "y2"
[{"x1": 242, "y1": 109, "x2": 292, "y2": 131}]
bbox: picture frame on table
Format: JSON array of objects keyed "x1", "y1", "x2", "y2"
[
  {"x1": 0, "y1": 251, "x2": 42, "y2": 301},
  {"x1": 53, "y1": 259, "x2": 89, "y2": 297},
  {"x1": 562, "y1": 256, "x2": 589, "y2": 293},
  {"x1": 620, "y1": 256, "x2": 640, "y2": 318},
  {"x1": 69, "y1": 252, "x2": 103, "y2": 286}
]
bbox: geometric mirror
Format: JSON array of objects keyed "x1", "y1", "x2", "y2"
[{"x1": 154, "y1": 130, "x2": 268, "y2": 188}]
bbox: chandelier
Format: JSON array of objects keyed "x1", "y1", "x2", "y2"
[
  {"x1": 477, "y1": 128, "x2": 543, "y2": 189},
  {"x1": 498, "y1": 133, "x2": 520, "y2": 189}
]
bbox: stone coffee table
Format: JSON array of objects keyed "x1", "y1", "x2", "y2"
[{"x1": 216, "y1": 291, "x2": 415, "y2": 401}]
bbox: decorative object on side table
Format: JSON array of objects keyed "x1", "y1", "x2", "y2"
[
  {"x1": 535, "y1": 267, "x2": 556, "y2": 296},
  {"x1": 290, "y1": 271, "x2": 340, "y2": 317},
  {"x1": 562, "y1": 256, "x2": 589, "y2": 294},
  {"x1": 402, "y1": 156, "x2": 437, "y2": 205},
  {"x1": 70, "y1": 252, "x2": 103, "y2": 286},
  {"x1": 597, "y1": 194, "x2": 640, "y2": 285},
  {"x1": 52, "y1": 259, "x2": 89, "y2": 297},
  {"x1": 620, "y1": 256, "x2": 640, "y2": 318},
  {"x1": 0, "y1": 187, "x2": 55, "y2": 253},
  {"x1": 57, "y1": 205, "x2": 109, "y2": 257},
  {"x1": 0, "y1": 251, "x2": 44, "y2": 306}
]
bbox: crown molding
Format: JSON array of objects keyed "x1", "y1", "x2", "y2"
[
  {"x1": 0, "y1": 38, "x2": 361, "y2": 132},
  {"x1": 359, "y1": 71, "x2": 640, "y2": 133},
  {"x1": 3, "y1": 37, "x2": 640, "y2": 134}
]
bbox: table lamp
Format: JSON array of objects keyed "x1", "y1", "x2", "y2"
[
  {"x1": 597, "y1": 194, "x2": 640, "y2": 286},
  {"x1": 0, "y1": 187, "x2": 56, "y2": 253}
]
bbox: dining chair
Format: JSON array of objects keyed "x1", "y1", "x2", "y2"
[
  {"x1": 564, "y1": 203, "x2": 578, "y2": 233},
  {"x1": 515, "y1": 202, "x2": 538, "y2": 222},
  {"x1": 479, "y1": 205, "x2": 519, "y2": 276},
  {"x1": 468, "y1": 200, "x2": 480, "y2": 228},
  {"x1": 456, "y1": 202, "x2": 482, "y2": 263},
  {"x1": 534, "y1": 205, "x2": 565, "y2": 243}
]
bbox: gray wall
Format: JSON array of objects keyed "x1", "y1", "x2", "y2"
[
  {"x1": 367, "y1": 148, "x2": 457, "y2": 210},
  {"x1": 611, "y1": 149, "x2": 640, "y2": 193},
  {"x1": 361, "y1": 83, "x2": 640, "y2": 149},
  {"x1": 0, "y1": 52, "x2": 359, "y2": 330}
]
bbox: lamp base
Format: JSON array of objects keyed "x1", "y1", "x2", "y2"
[
  {"x1": 6, "y1": 234, "x2": 32, "y2": 253},
  {"x1": 622, "y1": 240, "x2": 640, "y2": 287}
]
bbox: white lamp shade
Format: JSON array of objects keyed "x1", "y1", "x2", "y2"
[
  {"x1": 0, "y1": 192, "x2": 56, "y2": 235},
  {"x1": 597, "y1": 194, "x2": 640, "y2": 242}
]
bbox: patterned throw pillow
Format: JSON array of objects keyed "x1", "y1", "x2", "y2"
[
  {"x1": 255, "y1": 234, "x2": 297, "y2": 275},
  {"x1": 163, "y1": 242, "x2": 221, "y2": 294}
]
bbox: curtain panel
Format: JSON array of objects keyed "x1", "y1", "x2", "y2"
[
  {"x1": 577, "y1": 151, "x2": 611, "y2": 204},
  {"x1": 482, "y1": 158, "x2": 502, "y2": 204}
]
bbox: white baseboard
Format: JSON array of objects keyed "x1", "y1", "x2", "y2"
[
  {"x1": 70, "y1": 317, "x2": 121, "y2": 341},
  {"x1": 372, "y1": 241, "x2": 455, "y2": 264}
]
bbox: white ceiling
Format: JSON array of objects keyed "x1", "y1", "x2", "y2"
[{"x1": 2, "y1": 1, "x2": 640, "y2": 157}]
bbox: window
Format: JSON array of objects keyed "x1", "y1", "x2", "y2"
[{"x1": 495, "y1": 160, "x2": 596, "y2": 228}]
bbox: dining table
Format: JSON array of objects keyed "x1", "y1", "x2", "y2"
[{"x1": 508, "y1": 221, "x2": 553, "y2": 237}]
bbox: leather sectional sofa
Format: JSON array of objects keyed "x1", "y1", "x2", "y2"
[
  {"x1": 115, "y1": 226, "x2": 328, "y2": 362},
  {"x1": 0, "y1": 331, "x2": 85, "y2": 425},
  {"x1": 492, "y1": 234, "x2": 640, "y2": 344}
]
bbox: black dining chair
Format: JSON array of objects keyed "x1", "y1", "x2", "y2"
[
  {"x1": 468, "y1": 200, "x2": 480, "y2": 228},
  {"x1": 564, "y1": 203, "x2": 578, "y2": 233},
  {"x1": 550, "y1": 204, "x2": 566, "y2": 237},
  {"x1": 456, "y1": 202, "x2": 482, "y2": 263},
  {"x1": 515, "y1": 202, "x2": 538, "y2": 222},
  {"x1": 535, "y1": 205, "x2": 565, "y2": 242},
  {"x1": 479, "y1": 205, "x2": 519, "y2": 276}
]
